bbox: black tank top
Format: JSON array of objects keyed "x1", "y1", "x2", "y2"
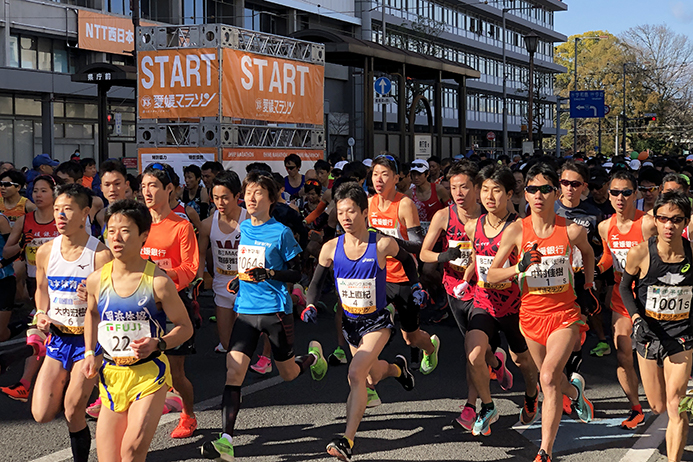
[{"x1": 635, "y1": 236, "x2": 693, "y2": 340}]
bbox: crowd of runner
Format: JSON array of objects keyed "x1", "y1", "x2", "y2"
[{"x1": 0, "y1": 149, "x2": 693, "y2": 462}]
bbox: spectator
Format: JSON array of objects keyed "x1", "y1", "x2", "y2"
[
  {"x1": 79, "y1": 158, "x2": 101, "y2": 194},
  {"x1": 182, "y1": 165, "x2": 210, "y2": 219},
  {"x1": 0, "y1": 162, "x2": 14, "y2": 175}
]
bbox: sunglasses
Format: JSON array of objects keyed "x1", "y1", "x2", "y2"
[
  {"x1": 559, "y1": 179, "x2": 584, "y2": 188},
  {"x1": 655, "y1": 215, "x2": 687, "y2": 224},
  {"x1": 609, "y1": 189, "x2": 634, "y2": 197},
  {"x1": 0, "y1": 181, "x2": 19, "y2": 188},
  {"x1": 375, "y1": 154, "x2": 399, "y2": 174},
  {"x1": 285, "y1": 165, "x2": 297, "y2": 171},
  {"x1": 148, "y1": 163, "x2": 173, "y2": 184},
  {"x1": 305, "y1": 179, "x2": 320, "y2": 186},
  {"x1": 525, "y1": 185, "x2": 557, "y2": 194},
  {"x1": 638, "y1": 186, "x2": 659, "y2": 193}
]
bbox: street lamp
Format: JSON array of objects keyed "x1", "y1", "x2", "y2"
[
  {"x1": 573, "y1": 35, "x2": 608, "y2": 154},
  {"x1": 524, "y1": 31, "x2": 539, "y2": 144}
]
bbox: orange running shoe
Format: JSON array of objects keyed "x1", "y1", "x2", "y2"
[
  {"x1": 488, "y1": 365, "x2": 497, "y2": 381},
  {"x1": 534, "y1": 449, "x2": 551, "y2": 462},
  {"x1": 620, "y1": 408, "x2": 644, "y2": 429},
  {"x1": 562, "y1": 394, "x2": 572, "y2": 415},
  {"x1": 0, "y1": 382, "x2": 30, "y2": 402},
  {"x1": 171, "y1": 413, "x2": 197, "y2": 438}
]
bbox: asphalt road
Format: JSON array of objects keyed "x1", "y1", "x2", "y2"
[{"x1": 1, "y1": 292, "x2": 692, "y2": 462}]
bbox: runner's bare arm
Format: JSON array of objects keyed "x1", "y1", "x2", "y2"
[
  {"x1": 436, "y1": 184, "x2": 450, "y2": 205},
  {"x1": 34, "y1": 242, "x2": 53, "y2": 331},
  {"x1": 185, "y1": 205, "x2": 203, "y2": 232},
  {"x1": 2, "y1": 215, "x2": 24, "y2": 258},
  {"x1": 419, "y1": 208, "x2": 448, "y2": 263},
  {"x1": 568, "y1": 223, "x2": 595, "y2": 286},
  {"x1": 305, "y1": 238, "x2": 337, "y2": 307},
  {"x1": 596, "y1": 220, "x2": 613, "y2": 273},
  {"x1": 641, "y1": 213, "x2": 658, "y2": 239},
  {"x1": 620, "y1": 241, "x2": 649, "y2": 320},
  {"x1": 487, "y1": 221, "x2": 523, "y2": 283},
  {"x1": 196, "y1": 216, "x2": 212, "y2": 279},
  {"x1": 82, "y1": 270, "x2": 102, "y2": 379},
  {"x1": 90, "y1": 196, "x2": 104, "y2": 221},
  {"x1": 26, "y1": 201, "x2": 37, "y2": 213},
  {"x1": 94, "y1": 242, "x2": 114, "y2": 269}
]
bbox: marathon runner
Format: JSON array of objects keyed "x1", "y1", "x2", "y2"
[
  {"x1": 303, "y1": 181, "x2": 416, "y2": 461},
  {"x1": 0, "y1": 212, "x2": 17, "y2": 343},
  {"x1": 140, "y1": 163, "x2": 200, "y2": 439},
  {"x1": 201, "y1": 170, "x2": 327, "y2": 462},
  {"x1": 620, "y1": 191, "x2": 693, "y2": 462},
  {"x1": 82, "y1": 199, "x2": 193, "y2": 462},
  {"x1": 94, "y1": 160, "x2": 130, "y2": 242},
  {"x1": 488, "y1": 163, "x2": 596, "y2": 462},
  {"x1": 31, "y1": 184, "x2": 111, "y2": 462}
]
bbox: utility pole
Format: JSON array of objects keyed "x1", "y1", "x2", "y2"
[{"x1": 556, "y1": 97, "x2": 568, "y2": 157}]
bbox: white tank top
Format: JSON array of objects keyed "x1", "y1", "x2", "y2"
[
  {"x1": 46, "y1": 234, "x2": 100, "y2": 334},
  {"x1": 211, "y1": 209, "x2": 247, "y2": 279}
]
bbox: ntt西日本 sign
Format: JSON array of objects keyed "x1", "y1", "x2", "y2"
[{"x1": 78, "y1": 10, "x2": 155, "y2": 56}]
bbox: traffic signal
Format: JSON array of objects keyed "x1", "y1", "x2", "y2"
[
  {"x1": 107, "y1": 113, "x2": 114, "y2": 124},
  {"x1": 650, "y1": 116, "x2": 656, "y2": 122}
]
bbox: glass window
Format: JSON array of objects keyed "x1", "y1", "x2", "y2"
[
  {"x1": 14, "y1": 120, "x2": 33, "y2": 170},
  {"x1": 9, "y1": 35, "x2": 19, "y2": 68},
  {"x1": 84, "y1": 104, "x2": 98, "y2": 120},
  {"x1": 38, "y1": 38, "x2": 52, "y2": 72},
  {"x1": 0, "y1": 96, "x2": 12, "y2": 114},
  {"x1": 0, "y1": 121, "x2": 13, "y2": 160},
  {"x1": 20, "y1": 37, "x2": 37, "y2": 70},
  {"x1": 54, "y1": 41, "x2": 68, "y2": 73},
  {"x1": 15, "y1": 98, "x2": 41, "y2": 116}
]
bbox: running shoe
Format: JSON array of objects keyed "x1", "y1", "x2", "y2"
[
  {"x1": 410, "y1": 347, "x2": 422, "y2": 371},
  {"x1": 326, "y1": 436, "x2": 352, "y2": 461},
  {"x1": 493, "y1": 348, "x2": 514, "y2": 391},
  {"x1": 308, "y1": 341, "x2": 328, "y2": 381},
  {"x1": 393, "y1": 355, "x2": 415, "y2": 391},
  {"x1": 589, "y1": 341, "x2": 611, "y2": 357},
  {"x1": 214, "y1": 343, "x2": 227, "y2": 354},
  {"x1": 420, "y1": 335, "x2": 440, "y2": 375},
  {"x1": 562, "y1": 394, "x2": 573, "y2": 414},
  {"x1": 620, "y1": 408, "x2": 645, "y2": 429},
  {"x1": 0, "y1": 382, "x2": 29, "y2": 402},
  {"x1": 328, "y1": 346, "x2": 348, "y2": 366},
  {"x1": 250, "y1": 355, "x2": 272, "y2": 375},
  {"x1": 520, "y1": 388, "x2": 539, "y2": 425},
  {"x1": 534, "y1": 449, "x2": 552, "y2": 462},
  {"x1": 453, "y1": 405, "x2": 476, "y2": 431},
  {"x1": 385, "y1": 303, "x2": 395, "y2": 322},
  {"x1": 488, "y1": 365, "x2": 497, "y2": 381},
  {"x1": 164, "y1": 390, "x2": 184, "y2": 413},
  {"x1": 472, "y1": 404, "x2": 499, "y2": 436},
  {"x1": 86, "y1": 397, "x2": 102, "y2": 419},
  {"x1": 570, "y1": 372, "x2": 593, "y2": 423},
  {"x1": 366, "y1": 388, "x2": 381, "y2": 407},
  {"x1": 429, "y1": 309, "x2": 449, "y2": 323},
  {"x1": 26, "y1": 327, "x2": 46, "y2": 357},
  {"x1": 201, "y1": 434, "x2": 234, "y2": 461},
  {"x1": 208, "y1": 316, "x2": 217, "y2": 323},
  {"x1": 292, "y1": 284, "x2": 306, "y2": 310},
  {"x1": 171, "y1": 413, "x2": 197, "y2": 438}
]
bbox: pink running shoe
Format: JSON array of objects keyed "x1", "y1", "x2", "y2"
[
  {"x1": 494, "y1": 348, "x2": 514, "y2": 391},
  {"x1": 86, "y1": 397, "x2": 102, "y2": 419},
  {"x1": 164, "y1": 390, "x2": 184, "y2": 414},
  {"x1": 250, "y1": 355, "x2": 272, "y2": 375},
  {"x1": 453, "y1": 405, "x2": 477, "y2": 431}
]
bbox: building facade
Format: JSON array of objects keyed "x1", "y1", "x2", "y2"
[{"x1": 0, "y1": 0, "x2": 566, "y2": 168}]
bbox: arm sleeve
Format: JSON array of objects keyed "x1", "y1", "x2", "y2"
[
  {"x1": 171, "y1": 223, "x2": 199, "y2": 289},
  {"x1": 272, "y1": 255, "x2": 302, "y2": 283},
  {"x1": 304, "y1": 201, "x2": 327, "y2": 225},
  {"x1": 305, "y1": 263, "x2": 330, "y2": 306},
  {"x1": 597, "y1": 239, "x2": 613, "y2": 273},
  {"x1": 392, "y1": 226, "x2": 424, "y2": 254},
  {"x1": 619, "y1": 271, "x2": 641, "y2": 318},
  {"x1": 395, "y1": 247, "x2": 419, "y2": 284}
]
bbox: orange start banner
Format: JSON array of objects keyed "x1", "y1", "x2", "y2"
[
  {"x1": 138, "y1": 48, "x2": 219, "y2": 119},
  {"x1": 222, "y1": 49, "x2": 324, "y2": 125},
  {"x1": 78, "y1": 11, "x2": 154, "y2": 56}
]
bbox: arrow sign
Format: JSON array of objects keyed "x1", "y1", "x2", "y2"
[
  {"x1": 570, "y1": 90, "x2": 605, "y2": 119},
  {"x1": 374, "y1": 77, "x2": 392, "y2": 95}
]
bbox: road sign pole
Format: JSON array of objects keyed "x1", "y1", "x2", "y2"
[
  {"x1": 598, "y1": 117, "x2": 601, "y2": 154},
  {"x1": 573, "y1": 38, "x2": 578, "y2": 155}
]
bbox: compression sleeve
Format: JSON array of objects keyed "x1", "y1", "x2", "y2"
[
  {"x1": 272, "y1": 255, "x2": 302, "y2": 283},
  {"x1": 597, "y1": 240, "x2": 613, "y2": 273},
  {"x1": 305, "y1": 263, "x2": 330, "y2": 306},
  {"x1": 395, "y1": 247, "x2": 419, "y2": 284},
  {"x1": 391, "y1": 226, "x2": 424, "y2": 255},
  {"x1": 619, "y1": 271, "x2": 641, "y2": 318},
  {"x1": 304, "y1": 201, "x2": 327, "y2": 225}
]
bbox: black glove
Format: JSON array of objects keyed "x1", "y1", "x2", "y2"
[
  {"x1": 246, "y1": 267, "x2": 271, "y2": 282},
  {"x1": 437, "y1": 246, "x2": 462, "y2": 263},
  {"x1": 632, "y1": 317, "x2": 653, "y2": 345},
  {"x1": 227, "y1": 276, "x2": 239, "y2": 294},
  {"x1": 518, "y1": 243, "x2": 542, "y2": 273},
  {"x1": 577, "y1": 285, "x2": 601, "y2": 316}
]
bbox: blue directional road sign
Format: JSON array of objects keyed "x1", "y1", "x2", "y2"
[
  {"x1": 374, "y1": 77, "x2": 392, "y2": 95},
  {"x1": 570, "y1": 90, "x2": 605, "y2": 118}
]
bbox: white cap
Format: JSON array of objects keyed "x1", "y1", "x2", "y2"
[
  {"x1": 410, "y1": 159, "x2": 430, "y2": 173},
  {"x1": 686, "y1": 154, "x2": 693, "y2": 162},
  {"x1": 629, "y1": 159, "x2": 641, "y2": 170},
  {"x1": 602, "y1": 161, "x2": 613, "y2": 172},
  {"x1": 643, "y1": 161, "x2": 654, "y2": 167},
  {"x1": 334, "y1": 161, "x2": 348, "y2": 170},
  {"x1": 362, "y1": 158, "x2": 373, "y2": 167}
]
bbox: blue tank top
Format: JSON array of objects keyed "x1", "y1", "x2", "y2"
[
  {"x1": 333, "y1": 232, "x2": 387, "y2": 319},
  {"x1": 0, "y1": 215, "x2": 13, "y2": 280}
]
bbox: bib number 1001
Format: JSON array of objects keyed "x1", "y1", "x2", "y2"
[{"x1": 649, "y1": 297, "x2": 690, "y2": 312}]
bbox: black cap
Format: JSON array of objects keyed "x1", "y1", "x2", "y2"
[{"x1": 588, "y1": 168, "x2": 609, "y2": 189}]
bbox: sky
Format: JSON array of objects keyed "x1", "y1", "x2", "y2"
[{"x1": 554, "y1": 0, "x2": 693, "y2": 39}]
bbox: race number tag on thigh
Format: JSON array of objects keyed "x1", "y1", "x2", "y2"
[
  {"x1": 448, "y1": 240, "x2": 473, "y2": 273},
  {"x1": 238, "y1": 245, "x2": 266, "y2": 281},
  {"x1": 524, "y1": 255, "x2": 570, "y2": 294},
  {"x1": 337, "y1": 277, "x2": 377, "y2": 316},
  {"x1": 97, "y1": 320, "x2": 151, "y2": 365},
  {"x1": 645, "y1": 285, "x2": 692, "y2": 321},
  {"x1": 477, "y1": 255, "x2": 511, "y2": 290}
]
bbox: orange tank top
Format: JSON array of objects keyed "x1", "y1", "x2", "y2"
[
  {"x1": 606, "y1": 210, "x2": 645, "y2": 283},
  {"x1": 369, "y1": 192, "x2": 409, "y2": 283},
  {"x1": 519, "y1": 215, "x2": 577, "y2": 314},
  {"x1": 0, "y1": 196, "x2": 28, "y2": 227}
]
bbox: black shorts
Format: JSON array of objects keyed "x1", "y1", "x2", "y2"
[
  {"x1": 449, "y1": 296, "x2": 501, "y2": 351},
  {"x1": 596, "y1": 267, "x2": 615, "y2": 285},
  {"x1": 386, "y1": 282, "x2": 420, "y2": 333},
  {"x1": 27, "y1": 277, "x2": 37, "y2": 300},
  {"x1": 636, "y1": 331, "x2": 693, "y2": 367},
  {"x1": 0, "y1": 276, "x2": 16, "y2": 311},
  {"x1": 342, "y1": 309, "x2": 395, "y2": 348},
  {"x1": 229, "y1": 312, "x2": 295, "y2": 362},
  {"x1": 166, "y1": 291, "x2": 196, "y2": 356},
  {"x1": 468, "y1": 308, "x2": 527, "y2": 354}
]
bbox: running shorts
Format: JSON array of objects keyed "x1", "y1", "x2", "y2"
[
  {"x1": 342, "y1": 309, "x2": 395, "y2": 348},
  {"x1": 468, "y1": 308, "x2": 528, "y2": 354},
  {"x1": 449, "y1": 296, "x2": 501, "y2": 351},
  {"x1": 636, "y1": 331, "x2": 693, "y2": 367},
  {"x1": 229, "y1": 313, "x2": 295, "y2": 362},
  {"x1": 386, "y1": 282, "x2": 420, "y2": 333},
  {"x1": 213, "y1": 278, "x2": 237, "y2": 309},
  {"x1": 519, "y1": 307, "x2": 583, "y2": 347},
  {"x1": 46, "y1": 332, "x2": 103, "y2": 371},
  {"x1": 0, "y1": 276, "x2": 16, "y2": 311},
  {"x1": 166, "y1": 291, "x2": 196, "y2": 356},
  {"x1": 98, "y1": 354, "x2": 172, "y2": 413}
]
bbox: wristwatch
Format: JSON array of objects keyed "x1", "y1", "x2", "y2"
[{"x1": 157, "y1": 338, "x2": 167, "y2": 352}]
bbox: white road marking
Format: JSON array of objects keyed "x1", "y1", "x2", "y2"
[
  {"x1": 617, "y1": 413, "x2": 668, "y2": 462},
  {"x1": 27, "y1": 375, "x2": 285, "y2": 462}
]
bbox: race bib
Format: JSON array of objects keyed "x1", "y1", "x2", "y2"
[
  {"x1": 337, "y1": 277, "x2": 377, "y2": 316},
  {"x1": 216, "y1": 248, "x2": 239, "y2": 276},
  {"x1": 524, "y1": 255, "x2": 571, "y2": 294},
  {"x1": 645, "y1": 285, "x2": 692, "y2": 321},
  {"x1": 238, "y1": 245, "x2": 266, "y2": 281},
  {"x1": 97, "y1": 320, "x2": 151, "y2": 366},
  {"x1": 477, "y1": 255, "x2": 511, "y2": 290},
  {"x1": 448, "y1": 240, "x2": 473, "y2": 273},
  {"x1": 612, "y1": 248, "x2": 629, "y2": 274},
  {"x1": 51, "y1": 302, "x2": 88, "y2": 335},
  {"x1": 25, "y1": 238, "x2": 51, "y2": 266}
]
